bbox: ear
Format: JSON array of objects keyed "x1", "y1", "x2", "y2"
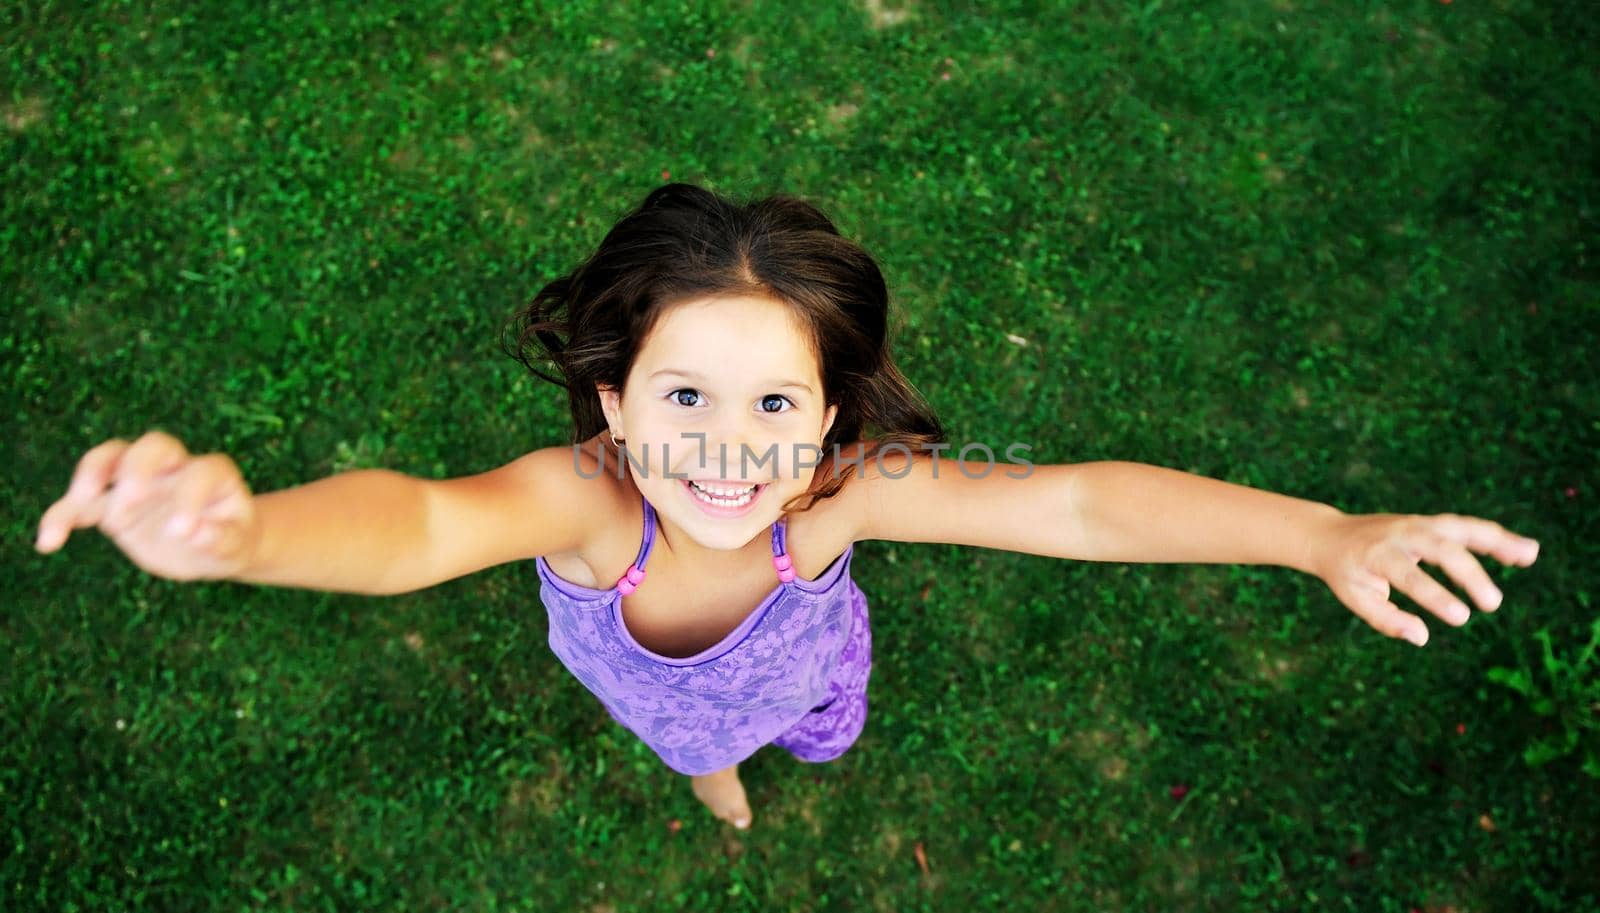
[
  {"x1": 596, "y1": 383, "x2": 623, "y2": 436},
  {"x1": 821, "y1": 402, "x2": 838, "y2": 440}
]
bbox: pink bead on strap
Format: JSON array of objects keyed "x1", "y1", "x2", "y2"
[
  {"x1": 777, "y1": 566, "x2": 797, "y2": 583},
  {"x1": 615, "y1": 564, "x2": 645, "y2": 594},
  {"x1": 772, "y1": 554, "x2": 792, "y2": 572}
]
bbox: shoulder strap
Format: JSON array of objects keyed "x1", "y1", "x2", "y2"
[
  {"x1": 771, "y1": 514, "x2": 795, "y2": 582},
  {"x1": 637, "y1": 496, "x2": 658, "y2": 570},
  {"x1": 613, "y1": 496, "x2": 657, "y2": 594}
]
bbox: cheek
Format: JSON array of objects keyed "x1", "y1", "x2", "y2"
[{"x1": 758, "y1": 448, "x2": 814, "y2": 488}]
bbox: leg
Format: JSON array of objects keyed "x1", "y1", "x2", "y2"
[{"x1": 690, "y1": 761, "x2": 752, "y2": 830}]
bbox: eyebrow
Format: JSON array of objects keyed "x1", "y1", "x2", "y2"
[{"x1": 649, "y1": 369, "x2": 814, "y2": 393}]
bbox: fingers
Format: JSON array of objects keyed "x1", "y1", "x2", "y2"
[
  {"x1": 36, "y1": 431, "x2": 192, "y2": 552},
  {"x1": 164, "y1": 455, "x2": 249, "y2": 538},
  {"x1": 188, "y1": 495, "x2": 251, "y2": 555},
  {"x1": 1426, "y1": 537, "x2": 1503, "y2": 613},
  {"x1": 111, "y1": 430, "x2": 191, "y2": 499},
  {"x1": 37, "y1": 438, "x2": 130, "y2": 552},
  {"x1": 1391, "y1": 515, "x2": 1540, "y2": 621},
  {"x1": 1346, "y1": 575, "x2": 1429, "y2": 646},
  {"x1": 1430, "y1": 513, "x2": 1540, "y2": 567},
  {"x1": 101, "y1": 432, "x2": 191, "y2": 535},
  {"x1": 1381, "y1": 550, "x2": 1470, "y2": 627}
]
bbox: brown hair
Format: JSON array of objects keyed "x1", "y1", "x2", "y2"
[{"x1": 499, "y1": 182, "x2": 945, "y2": 513}]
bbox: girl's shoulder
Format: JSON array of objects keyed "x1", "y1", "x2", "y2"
[
  {"x1": 796, "y1": 438, "x2": 926, "y2": 547},
  {"x1": 538, "y1": 433, "x2": 637, "y2": 586},
  {"x1": 788, "y1": 439, "x2": 874, "y2": 548}
]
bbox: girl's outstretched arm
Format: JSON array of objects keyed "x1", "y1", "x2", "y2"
[{"x1": 846, "y1": 449, "x2": 1540, "y2": 648}]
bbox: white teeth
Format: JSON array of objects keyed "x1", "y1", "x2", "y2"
[
  {"x1": 690, "y1": 480, "x2": 754, "y2": 496},
  {"x1": 688, "y1": 480, "x2": 757, "y2": 507}
]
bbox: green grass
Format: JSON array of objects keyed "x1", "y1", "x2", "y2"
[{"x1": 5, "y1": 1, "x2": 1597, "y2": 910}]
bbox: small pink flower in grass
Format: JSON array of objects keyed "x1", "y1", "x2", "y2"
[
  {"x1": 661, "y1": 169, "x2": 671, "y2": 181},
  {"x1": 941, "y1": 72, "x2": 951, "y2": 81},
  {"x1": 1566, "y1": 486, "x2": 1578, "y2": 499},
  {"x1": 1169, "y1": 783, "x2": 1189, "y2": 800},
  {"x1": 706, "y1": 48, "x2": 715, "y2": 59},
  {"x1": 1456, "y1": 722, "x2": 1467, "y2": 735},
  {"x1": 667, "y1": 818, "x2": 682, "y2": 834}
]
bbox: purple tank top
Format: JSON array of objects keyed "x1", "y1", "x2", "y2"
[{"x1": 534, "y1": 495, "x2": 861, "y2": 776}]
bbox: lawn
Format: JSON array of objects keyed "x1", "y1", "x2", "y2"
[{"x1": 4, "y1": 1, "x2": 1597, "y2": 910}]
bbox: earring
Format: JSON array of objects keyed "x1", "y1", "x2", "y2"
[{"x1": 609, "y1": 430, "x2": 625, "y2": 447}]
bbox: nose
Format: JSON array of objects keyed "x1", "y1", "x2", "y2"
[{"x1": 700, "y1": 417, "x2": 776, "y2": 482}]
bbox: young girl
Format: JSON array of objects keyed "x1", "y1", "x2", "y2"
[{"x1": 34, "y1": 182, "x2": 1541, "y2": 832}]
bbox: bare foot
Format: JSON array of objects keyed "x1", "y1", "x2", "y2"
[{"x1": 690, "y1": 763, "x2": 752, "y2": 830}]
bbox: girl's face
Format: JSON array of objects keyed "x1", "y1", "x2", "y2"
[{"x1": 598, "y1": 294, "x2": 837, "y2": 552}]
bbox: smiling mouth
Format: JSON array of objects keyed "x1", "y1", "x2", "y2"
[{"x1": 685, "y1": 479, "x2": 764, "y2": 505}]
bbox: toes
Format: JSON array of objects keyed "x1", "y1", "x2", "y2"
[{"x1": 714, "y1": 803, "x2": 751, "y2": 829}]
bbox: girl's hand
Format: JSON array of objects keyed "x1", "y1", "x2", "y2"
[
  {"x1": 35, "y1": 430, "x2": 261, "y2": 582},
  {"x1": 1309, "y1": 512, "x2": 1541, "y2": 647}
]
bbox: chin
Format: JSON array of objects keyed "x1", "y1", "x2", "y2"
[
  {"x1": 670, "y1": 511, "x2": 768, "y2": 549},
  {"x1": 697, "y1": 532, "x2": 761, "y2": 551}
]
